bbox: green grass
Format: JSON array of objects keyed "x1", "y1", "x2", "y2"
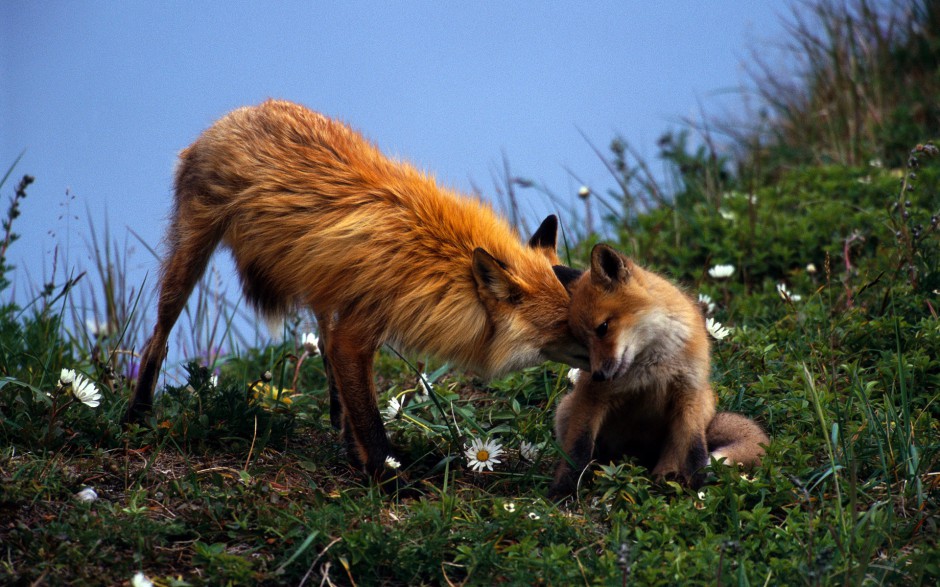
[{"x1": 1, "y1": 151, "x2": 938, "y2": 585}]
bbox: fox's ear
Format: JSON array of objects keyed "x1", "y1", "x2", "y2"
[
  {"x1": 472, "y1": 248, "x2": 522, "y2": 305},
  {"x1": 552, "y1": 265, "x2": 583, "y2": 294},
  {"x1": 527, "y1": 215, "x2": 559, "y2": 261},
  {"x1": 590, "y1": 244, "x2": 631, "y2": 288}
]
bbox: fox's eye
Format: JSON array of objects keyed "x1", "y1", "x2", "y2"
[{"x1": 595, "y1": 321, "x2": 609, "y2": 338}]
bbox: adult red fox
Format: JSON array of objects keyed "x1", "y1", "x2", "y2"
[
  {"x1": 125, "y1": 99, "x2": 589, "y2": 479},
  {"x1": 550, "y1": 244, "x2": 768, "y2": 497}
]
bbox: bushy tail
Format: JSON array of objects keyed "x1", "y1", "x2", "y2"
[{"x1": 706, "y1": 412, "x2": 769, "y2": 469}]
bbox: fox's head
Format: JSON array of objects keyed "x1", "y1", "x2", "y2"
[
  {"x1": 470, "y1": 215, "x2": 590, "y2": 374},
  {"x1": 569, "y1": 244, "x2": 693, "y2": 382}
]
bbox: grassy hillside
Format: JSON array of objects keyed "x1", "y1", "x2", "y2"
[{"x1": 2, "y1": 2, "x2": 938, "y2": 584}]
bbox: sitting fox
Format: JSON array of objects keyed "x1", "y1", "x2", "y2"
[
  {"x1": 125, "y1": 99, "x2": 589, "y2": 480},
  {"x1": 550, "y1": 244, "x2": 768, "y2": 497}
]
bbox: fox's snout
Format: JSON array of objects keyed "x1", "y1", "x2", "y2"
[
  {"x1": 590, "y1": 354, "x2": 631, "y2": 382},
  {"x1": 590, "y1": 357, "x2": 616, "y2": 381}
]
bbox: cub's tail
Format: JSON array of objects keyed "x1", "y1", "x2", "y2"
[{"x1": 706, "y1": 412, "x2": 769, "y2": 469}]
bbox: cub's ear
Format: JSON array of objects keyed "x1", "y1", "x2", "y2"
[
  {"x1": 590, "y1": 244, "x2": 632, "y2": 289},
  {"x1": 527, "y1": 215, "x2": 559, "y2": 263},
  {"x1": 552, "y1": 265, "x2": 583, "y2": 295},
  {"x1": 472, "y1": 248, "x2": 523, "y2": 306}
]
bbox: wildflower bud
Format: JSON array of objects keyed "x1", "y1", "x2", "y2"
[
  {"x1": 59, "y1": 368, "x2": 76, "y2": 387},
  {"x1": 75, "y1": 487, "x2": 98, "y2": 503},
  {"x1": 578, "y1": 186, "x2": 590, "y2": 199},
  {"x1": 906, "y1": 201, "x2": 912, "y2": 207},
  {"x1": 301, "y1": 332, "x2": 320, "y2": 355},
  {"x1": 909, "y1": 172, "x2": 917, "y2": 180},
  {"x1": 262, "y1": 370, "x2": 273, "y2": 382},
  {"x1": 931, "y1": 215, "x2": 938, "y2": 226},
  {"x1": 896, "y1": 231, "x2": 902, "y2": 240}
]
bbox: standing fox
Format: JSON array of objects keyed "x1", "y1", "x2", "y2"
[
  {"x1": 550, "y1": 244, "x2": 768, "y2": 497},
  {"x1": 125, "y1": 99, "x2": 589, "y2": 479}
]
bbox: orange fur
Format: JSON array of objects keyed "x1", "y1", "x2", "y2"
[
  {"x1": 550, "y1": 244, "x2": 768, "y2": 497},
  {"x1": 126, "y1": 99, "x2": 588, "y2": 479}
]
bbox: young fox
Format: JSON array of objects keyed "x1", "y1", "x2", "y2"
[
  {"x1": 550, "y1": 244, "x2": 768, "y2": 497},
  {"x1": 125, "y1": 99, "x2": 589, "y2": 479}
]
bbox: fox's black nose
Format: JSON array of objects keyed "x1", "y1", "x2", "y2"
[{"x1": 591, "y1": 370, "x2": 607, "y2": 382}]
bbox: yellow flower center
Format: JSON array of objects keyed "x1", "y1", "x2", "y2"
[{"x1": 476, "y1": 450, "x2": 490, "y2": 461}]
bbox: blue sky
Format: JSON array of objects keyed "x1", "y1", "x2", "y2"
[{"x1": 1, "y1": 1, "x2": 788, "y2": 352}]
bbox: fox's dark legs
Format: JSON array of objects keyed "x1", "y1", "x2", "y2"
[
  {"x1": 314, "y1": 312, "x2": 343, "y2": 430},
  {"x1": 322, "y1": 324, "x2": 394, "y2": 478},
  {"x1": 549, "y1": 390, "x2": 603, "y2": 499},
  {"x1": 124, "y1": 204, "x2": 219, "y2": 424},
  {"x1": 652, "y1": 397, "x2": 711, "y2": 487}
]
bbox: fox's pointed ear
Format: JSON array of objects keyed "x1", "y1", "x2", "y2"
[
  {"x1": 552, "y1": 265, "x2": 583, "y2": 295},
  {"x1": 527, "y1": 215, "x2": 559, "y2": 262},
  {"x1": 472, "y1": 248, "x2": 522, "y2": 306},
  {"x1": 590, "y1": 244, "x2": 632, "y2": 288}
]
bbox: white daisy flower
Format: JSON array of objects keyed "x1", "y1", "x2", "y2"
[
  {"x1": 384, "y1": 456, "x2": 401, "y2": 470},
  {"x1": 695, "y1": 490, "x2": 707, "y2": 510},
  {"x1": 698, "y1": 293, "x2": 716, "y2": 315},
  {"x1": 71, "y1": 373, "x2": 101, "y2": 408},
  {"x1": 806, "y1": 263, "x2": 817, "y2": 274},
  {"x1": 503, "y1": 502, "x2": 516, "y2": 513},
  {"x1": 719, "y1": 209, "x2": 737, "y2": 221},
  {"x1": 59, "y1": 368, "x2": 76, "y2": 386},
  {"x1": 528, "y1": 512, "x2": 540, "y2": 520},
  {"x1": 416, "y1": 373, "x2": 432, "y2": 400},
  {"x1": 86, "y1": 317, "x2": 110, "y2": 338},
  {"x1": 776, "y1": 283, "x2": 802, "y2": 302},
  {"x1": 302, "y1": 332, "x2": 320, "y2": 355},
  {"x1": 75, "y1": 487, "x2": 98, "y2": 502},
  {"x1": 464, "y1": 437, "x2": 504, "y2": 472},
  {"x1": 132, "y1": 572, "x2": 155, "y2": 587},
  {"x1": 708, "y1": 264, "x2": 735, "y2": 279},
  {"x1": 519, "y1": 441, "x2": 540, "y2": 461},
  {"x1": 705, "y1": 318, "x2": 732, "y2": 341},
  {"x1": 566, "y1": 368, "x2": 581, "y2": 386},
  {"x1": 384, "y1": 395, "x2": 402, "y2": 421}
]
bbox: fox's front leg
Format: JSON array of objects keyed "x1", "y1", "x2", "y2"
[
  {"x1": 652, "y1": 391, "x2": 712, "y2": 487},
  {"x1": 549, "y1": 389, "x2": 605, "y2": 499},
  {"x1": 314, "y1": 312, "x2": 342, "y2": 430},
  {"x1": 323, "y1": 325, "x2": 395, "y2": 480}
]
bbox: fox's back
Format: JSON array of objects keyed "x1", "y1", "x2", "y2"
[{"x1": 172, "y1": 100, "x2": 564, "y2": 371}]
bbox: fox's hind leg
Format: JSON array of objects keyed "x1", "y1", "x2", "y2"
[{"x1": 125, "y1": 201, "x2": 222, "y2": 424}]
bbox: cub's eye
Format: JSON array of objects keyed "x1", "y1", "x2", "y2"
[{"x1": 595, "y1": 321, "x2": 609, "y2": 338}]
